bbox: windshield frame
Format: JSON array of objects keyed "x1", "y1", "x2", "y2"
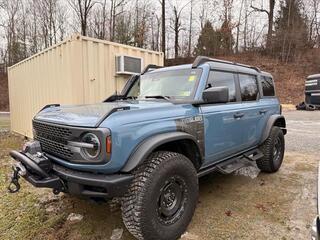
[{"x1": 124, "y1": 68, "x2": 203, "y2": 100}]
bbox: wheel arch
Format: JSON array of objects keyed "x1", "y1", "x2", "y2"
[
  {"x1": 121, "y1": 132, "x2": 203, "y2": 172},
  {"x1": 260, "y1": 114, "x2": 287, "y2": 144}
]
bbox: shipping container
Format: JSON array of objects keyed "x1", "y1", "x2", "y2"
[{"x1": 8, "y1": 35, "x2": 164, "y2": 137}]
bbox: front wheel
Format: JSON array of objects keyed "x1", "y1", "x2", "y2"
[
  {"x1": 257, "y1": 126, "x2": 285, "y2": 173},
  {"x1": 121, "y1": 151, "x2": 199, "y2": 240}
]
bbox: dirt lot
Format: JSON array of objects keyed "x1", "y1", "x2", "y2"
[{"x1": 0, "y1": 110, "x2": 318, "y2": 240}]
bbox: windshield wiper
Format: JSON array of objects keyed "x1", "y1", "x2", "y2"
[{"x1": 144, "y1": 95, "x2": 171, "y2": 101}]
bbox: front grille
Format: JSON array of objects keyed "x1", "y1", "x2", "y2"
[
  {"x1": 33, "y1": 121, "x2": 73, "y2": 160},
  {"x1": 33, "y1": 121, "x2": 72, "y2": 139}
]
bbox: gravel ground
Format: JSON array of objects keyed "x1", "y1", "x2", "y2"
[
  {"x1": 0, "y1": 110, "x2": 319, "y2": 240},
  {"x1": 285, "y1": 110, "x2": 320, "y2": 154}
]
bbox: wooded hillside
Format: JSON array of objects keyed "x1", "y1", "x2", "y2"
[{"x1": 0, "y1": 73, "x2": 9, "y2": 111}]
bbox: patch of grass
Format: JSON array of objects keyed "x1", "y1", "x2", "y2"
[
  {"x1": 0, "y1": 134, "x2": 25, "y2": 159},
  {"x1": 0, "y1": 134, "x2": 66, "y2": 240},
  {"x1": 0, "y1": 115, "x2": 10, "y2": 130},
  {"x1": 0, "y1": 164, "x2": 66, "y2": 240}
]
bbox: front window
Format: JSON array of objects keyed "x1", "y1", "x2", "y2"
[
  {"x1": 207, "y1": 71, "x2": 237, "y2": 102},
  {"x1": 127, "y1": 69, "x2": 202, "y2": 100}
]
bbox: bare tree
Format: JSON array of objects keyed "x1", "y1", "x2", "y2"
[
  {"x1": 309, "y1": 0, "x2": 320, "y2": 44},
  {"x1": 0, "y1": 0, "x2": 22, "y2": 66},
  {"x1": 132, "y1": 0, "x2": 150, "y2": 48},
  {"x1": 235, "y1": 0, "x2": 245, "y2": 53},
  {"x1": 56, "y1": 2, "x2": 68, "y2": 41},
  {"x1": 91, "y1": 0, "x2": 108, "y2": 39},
  {"x1": 36, "y1": 0, "x2": 57, "y2": 47},
  {"x1": 69, "y1": 0, "x2": 96, "y2": 36},
  {"x1": 160, "y1": 0, "x2": 165, "y2": 58},
  {"x1": 251, "y1": 0, "x2": 275, "y2": 49},
  {"x1": 187, "y1": 0, "x2": 193, "y2": 56},
  {"x1": 170, "y1": 2, "x2": 189, "y2": 58},
  {"x1": 150, "y1": 11, "x2": 161, "y2": 51},
  {"x1": 28, "y1": 0, "x2": 39, "y2": 54},
  {"x1": 220, "y1": 0, "x2": 234, "y2": 54},
  {"x1": 109, "y1": 0, "x2": 126, "y2": 41}
]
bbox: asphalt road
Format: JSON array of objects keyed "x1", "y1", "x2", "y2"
[{"x1": 284, "y1": 110, "x2": 320, "y2": 155}]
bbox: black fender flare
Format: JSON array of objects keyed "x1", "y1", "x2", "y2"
[
  {"x1": 260, "y1": 114, "x2": 287, "y2": 144},
  {"x1": 121, "y1": 132, "x2": 201, "y2": 172}
]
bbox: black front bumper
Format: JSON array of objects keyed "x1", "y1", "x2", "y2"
[
  {"x1": 10, "y1": 150, "x2": 133, "y2": 198},
  {"x1": 312, "y1": 216, "x2": 320, "y2": 240}
]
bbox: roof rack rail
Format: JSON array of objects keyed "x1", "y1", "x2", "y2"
[
  {"x1": 141, "y1": 64, "x2": 162, "y2": 74},
  {"x1": 192, "y1": 56, "x2": 261, "y2": 72}
]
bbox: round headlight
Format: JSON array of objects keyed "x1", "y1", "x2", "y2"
[{"x1": 81, "y1": 133, "x2": 101, "y2": 159}]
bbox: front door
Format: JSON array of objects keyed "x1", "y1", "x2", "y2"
[{"x1": 201, "y1": 71, "x2": 246, "y2": 164}]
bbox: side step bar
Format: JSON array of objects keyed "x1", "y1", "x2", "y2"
[{"x1": 198, "y1": 148, "x2": 263, "y2": 177}]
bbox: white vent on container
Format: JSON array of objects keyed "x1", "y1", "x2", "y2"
[{"x1": 116, "y1": 55, "x2": 143, "y2": 75}]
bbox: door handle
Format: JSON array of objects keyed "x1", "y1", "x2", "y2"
[
  {"x1": 259, "y1": 109, "x2": 268, "y2": 114},
  {"x1": 234, "y1": 112, "x2": 244, "y2": 119}
]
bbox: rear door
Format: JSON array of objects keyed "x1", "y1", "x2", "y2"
[{"x1": 237, "y1": 73, "x2": 267, "y2": 149}]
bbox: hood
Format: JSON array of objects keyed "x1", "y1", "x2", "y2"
[{"x1": 34, "y1": 101, "x2": 174, "y2": 127}]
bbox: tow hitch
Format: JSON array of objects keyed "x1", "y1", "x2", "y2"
[{"x1": 8, "y1": 162, "x2": 27, "y2": 193}]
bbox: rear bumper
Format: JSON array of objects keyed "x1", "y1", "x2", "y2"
[{"x1": 10, "y1": 150, "x2": 133, "y2": 198}]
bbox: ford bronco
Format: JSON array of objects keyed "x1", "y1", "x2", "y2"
[{"x1": 8, "y1": 56, "x2": 286, "y2": 240}]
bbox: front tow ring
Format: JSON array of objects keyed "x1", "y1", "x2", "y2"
[{"x1": 8, "y1": 166, "x2": 22, "y2": 193}]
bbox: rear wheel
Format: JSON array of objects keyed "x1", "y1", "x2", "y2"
[
  {"x1": 257, "y1": 126, "x2": 285, "y2": 173},
  {"x1": 121, "y1": 151, "x2": 198, "y2": 240}
]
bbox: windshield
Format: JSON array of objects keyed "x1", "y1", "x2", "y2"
[{"x1": 127, "y1": 69, "x2": 202, "y2": 100}]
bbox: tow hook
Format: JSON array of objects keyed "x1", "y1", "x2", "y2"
[{"x1": 7, "y1": 162, "x2": 26, "y2": 193}]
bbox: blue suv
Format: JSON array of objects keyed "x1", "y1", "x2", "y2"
[{"x1": 9, "y1": 56, "x2": 286, "y2": 240}]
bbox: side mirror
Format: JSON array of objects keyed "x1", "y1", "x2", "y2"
[{"x1": 202, "y1": 86, "x2": 229, "y2": 104}]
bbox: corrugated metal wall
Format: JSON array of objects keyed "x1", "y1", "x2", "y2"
[{"x1": 8, "y1": 35, "x2": 164, "y2": 137}]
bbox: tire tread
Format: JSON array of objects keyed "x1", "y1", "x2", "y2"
[
  {"x1": 122, "y1": 151, "x2": 194, "y2": 240},
  {"x1": 257, "y1": 126, "x2": 284, "y2": 173}
]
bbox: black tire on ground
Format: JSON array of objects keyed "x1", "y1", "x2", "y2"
[
  {"x1": 257, "y1": 126, "x2": 285, "y2": 173},
  {"x1": 121, "y1": 151, "x2": 199, "y2": 240}
]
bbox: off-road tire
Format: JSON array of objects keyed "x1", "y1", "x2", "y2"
[
  {"x1": 257, "y1": 126, "x2": 285, "y2": 173},
  {"x1": 121, "y1": 151, "x2": 198, "y2": 240}
]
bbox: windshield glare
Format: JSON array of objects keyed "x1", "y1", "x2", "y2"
[{"x1": 127, "y1": 69, "x2": 202, "y2": 100}]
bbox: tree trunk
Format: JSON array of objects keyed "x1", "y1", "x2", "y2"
[
  {"x1": 236, "y1": 0, "x2": 245, "y2": 53},
  {"x1": 266, "y1": 0, "x2": 275, "y2": 50},
  {"x1": 187, "y1": 0, "x2": 193, "y2": 57},
  {"x1": 161, "y1": 0, "x2": 166, "y2": 58}
]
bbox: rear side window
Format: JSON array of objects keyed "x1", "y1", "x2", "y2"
[
  {"x1": 239, "y1": 74, "x2": 259, "y2": 101},
  {"x1": 207, "y1": 71, "x2": 237, "y2": 102},
  {"x1": 261, "y1": 76, "x2": 275, "y2": 96}
]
